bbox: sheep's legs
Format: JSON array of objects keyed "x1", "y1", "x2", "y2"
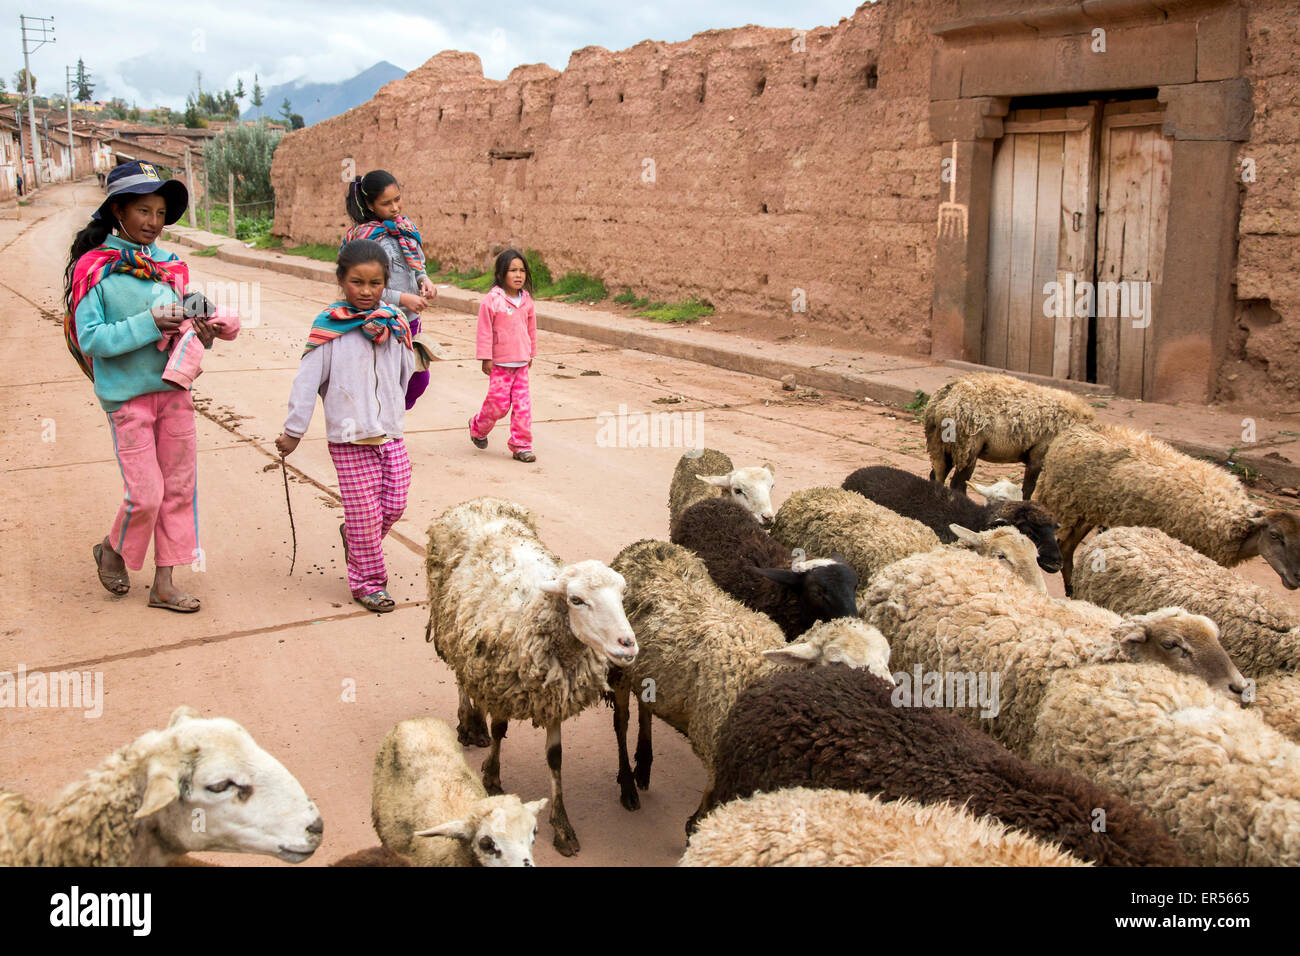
[
  {"x1": 612, "y1": 680, "x2": 640, "y2": 811},
  {"x1": 546, "y1": 723, "x2": 580, "y2": 856},
  {"x1": 481, "y1": 717, "x2": 508, "y2": 796},
  {"x1": 456, "y1": 687, "x2": 491, "y2": 749},
  {"x1": 950, "y1": 457, "x2": 978, "y2": 496},
  {"x1": 1057, "y1": 520, "x2": 1093, "y2": 596},
  {"x1": 1021, "y1": 445, "x2": 1048, "y2": 500},
  {"x1": 633, "y1": 700, "x2": 653, "y2": 791},
  {"x1": 685, "y1": 772, "x2": 717, "y2": 836}
]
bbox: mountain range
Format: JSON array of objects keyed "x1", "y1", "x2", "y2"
[{"x1": 242, "y1": 61, "x2": 408, "y2": 126}]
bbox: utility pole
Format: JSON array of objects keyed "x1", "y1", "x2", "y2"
[
  {"x1": 65, "y1": 63, "x2": 77, "y2": 179},
  {"x1": 19, "y1": 14, "x2": 56, "y2": 189}
]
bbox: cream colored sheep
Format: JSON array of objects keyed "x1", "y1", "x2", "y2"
[
  {"x1": 0, "y1": 706, "x2": 323, "y2": 866},
  {"x1": 667, "y1": 448, "x2": 775, "y2": 535},
  {"x1": 608, "y1": 539, "x2": 892, "y2": 832},
  {"x1": 1029, "y1": 663, "x2": 1300, "y2": 866},
  {"x1": 923, "y1": 372, "x2": 1095, "y2": 497},
  {"x1": 863, "y1": 546, "x2": 1245, "y2": 755},
  {"x1": 972, "y1": 479, "x2": 1024, "y2": 503},
  {"x1": 1035, "y1": 422, "x2": 1300, "y2": 594},
  {"x1": 679, "y1": 788, "x2": 1088, "y2": 867},
  {"x1": 372, "y1": 718, "x2": 546, "y2": 867},
  {"x1": 425, "y1": 496, "x2": 637, "y2": 857},
  {"x1": 1073, "y1": 525, "x2": 1300, "y2": 740}
]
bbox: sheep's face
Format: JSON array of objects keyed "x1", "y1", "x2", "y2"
[
  {"x1": 1116, "y1": 609, "x2": 1248, "y2": 703},
  {"x1": 763, "y1": 619, "x2": 894, "y2": 685},
  {"x1": 972, "y1": 480, "x2": 1023, "y2": 503},
  {"x1": 995, "y1": 502, "x2": 1062, "y2": 574},
  {"x1": 699, "y1": 463, "x2": 776, "y2": 525},
  {"x1": 541, "y1": 561, "x2": 638, "y2": 665},
  {"x1": 1252, "y1": 511, "x2": 1300, "y2": 590},
  {"x1": 949, "y1": 524, "x2": 1047, "y2": 593},
  {"x1": 754, "y1": 557, "x2": 859, "y2": 625},
  {"x1": 137, "y1": 706, "x2": 323, "y2": 863},
  {"x1": 416, "y1": 797, "x2": 547, "y2": 867}
]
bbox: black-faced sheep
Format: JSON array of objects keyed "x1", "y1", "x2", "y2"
[
  {"x1": 670, "y1": 496, "x2": 857, "y2": 639},
  {"x1": 372, "y1": 718, "x2": 547, "y2": 867},
  {"x1": 709, "y1": 666, "x2": 1188, "y2": 866},
  {"x1": 607, "y1": 539, "x2": 892, "y2": 832},
  {"x1": 923, "y1": 372, "x2": 1096, "y2": 497},
  {"x1": 843, "y1": 464, "x2": 1063, "y2": 572},
  {"x1": 0, "y1": 706, "x2": 323, "y2": 866},
  {"x1": 862, "y1": 547, "x2": 1246, "y2": 755},
  {"x1": 425, "y1": 497, "x2": 638, "y2": 856},
  {"x1": 1035, "y1": 422, "x2": 1300, "y2": 594},
  {"x1": 679, "y1": 788, "x2": 1088, "y2": 867},
  {"x1": 667, "y1": 448, "x2": 775, "y2": 536}
]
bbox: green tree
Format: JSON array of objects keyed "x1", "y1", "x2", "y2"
[
  {"x1": 203, "y1": 121, "x2": 283, "y2": 207},
  {"x1": 74, "y1": 59, "x2": 94, "y2": 102},
  {"x1": 13, "y1": 68, "x2": 35, "y2": 95},
  {"x1": 234, "y1": 77, "x2": 246, "y2": 103},
  {"x1": 278, "y1": 96, "x2": 294, "y2": 123},
  {"x1": 251, "y1": 74, "x2": 263, "y2": 116},
  {"x1": 289, "y1": 113, "x2": 305, "y2": 130}
]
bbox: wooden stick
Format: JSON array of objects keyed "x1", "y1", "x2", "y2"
[{"x1": 281, "y1": 456, "x2": 297, "y2": 575}]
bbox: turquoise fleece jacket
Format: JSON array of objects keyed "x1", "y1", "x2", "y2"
[{"x1": 74, "y1": 234, "x2": 180, "y2": 411}]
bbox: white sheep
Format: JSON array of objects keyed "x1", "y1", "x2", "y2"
[
  {"x1": 862, "y1": 547, "x2": 1246, "y2": 756},
  {"x1": 425, "y1": 496, "x2": 637, "y2": 857},
  {"x1": 1073, "y1": 525, "x2": 1300, "y2": 740},
  {"x1": 679, "y1": 788, "x2": 1088, "y2": 867},
  {"x1": 667, "y1": 447, "x2": 775, "y2": 535},
  {"x1": 972, "y1": 479, "x2": 1023, "y2": 503},
  {"x1": 1035, "y1": 422, "x2": 1300, "y2": 594},
  {"x1": 0, "y1": 706, "x2": 323, "y2": 866},
  {"x1": 372, "y1": 718, "x2": 546, "y2": 867},
  {"x1": 923, "y1": 372, "x2": 1096, "y2": 497},
  {"x1": 608, "y1": 538, "x2": 892, "y2": 832},
  {"x1": 1029, "y1": 662, "x2": 1300, "y2": 866}
]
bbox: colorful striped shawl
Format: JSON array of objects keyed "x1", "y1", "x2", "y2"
[
  {"x1": 343, "y1": 216, "x2": 426, "y2": 274},
  {"x1": 64, "y1": 246, "x2": 190, "y2": 381},
  {"x1": 304, "y1": 301, "x2": 412, "y2": 356}
]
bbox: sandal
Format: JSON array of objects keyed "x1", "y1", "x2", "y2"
[
  {"x1": 339, "y1": 523, "x2": 349, "y2": 561},
  {"x1": 93, "y1": 542, "x2": 130, "y2": 596},
  {"x1": 355, "y1": 589, "x2": 396, "y2": 613},
  {"x1": 148, "y1": 590, "x2": 201, "y2": 613},
  {"x1": 512, "y1": 450, "x2": 537, "y2": 463},
  {"x1": 469, "y1": 417, "x2": 487, "y2": 450}
]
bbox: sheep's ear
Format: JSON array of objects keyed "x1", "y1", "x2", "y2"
[
  {"x1": 949, "y1": 524, "x2": 979, "y2": 545},
  {"x1": 752, "y1": 566, "x2": 802, "y2": 586},
  {"x1": 415, "y1": 820, "x2": 476, "y2": 842},
  {"x1": 134, "y1": 754, "x2": 182, "y2": 819},
  {"x1": 763, "y1": 462, "x2": 775, "y2": 477},
  {"x1": 168, "y1": 705, "x2": 201, "y2": 727},
  {"x1": 1114, "y1": 620, "x2": 1149, "y2": 646},
  {"x1": 697, "y1": 474, "x2": 731, "y2": 488},
  {"x1": 763, "y1": 642, "x2": 821, "y2": 665},
  {"x1": 524, "y1": 798, "x2": 548, "y2": 817},
  {"x1": 538, "y1": 579, "x2": 565, "y2": 596},
  {"x1": 972, "y1": 482, "x2": 993, "y2": 497}
]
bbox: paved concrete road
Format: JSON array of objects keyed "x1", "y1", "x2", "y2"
[{"x1": 2, "y1": 182, "x2": 1296, "y2": 867}]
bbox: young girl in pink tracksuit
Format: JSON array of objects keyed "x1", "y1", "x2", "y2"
[{"x1": 469, "y1": 249, "x2": 537, "y2": 463}]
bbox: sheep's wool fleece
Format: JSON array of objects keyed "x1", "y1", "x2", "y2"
[
  {"x1": 924, "y1": 373, "x2": 1095, "y2": 462},
  {"x1": 1036, "y1": 424, "x2": 1259, "y2": 566},
  {"x1": 610, "y1": 539, "x2": 787, "y2": 766},
  {"x1": 426, "y1": 498, "x2": 610, "y2": 727},
  {"x1": 1029, "y1": 663, "x2": 1300, "y2": 866},
  {"x1": 680, "y1": 788, "x2": 1087, "y2": 867},
  {"x1": 864, "y1": 548, "x2": 1127, "y2": 755},
  {"x1": 772, "y1": 487, "x2": 939, "y2": 584},
  {"x1": 667, "y1": 448, "x2": 734, "y2": 531},
  {"x1": 1074, "y1": 526, "x2": 1300, "y2": 675}
]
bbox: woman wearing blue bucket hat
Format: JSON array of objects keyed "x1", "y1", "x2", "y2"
[{"x1": 62, "y1": 160, "x2": 218, "y2": 613}]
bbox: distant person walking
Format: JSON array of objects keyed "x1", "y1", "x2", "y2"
[
  {"x1": 343, "y1": 170, "x2": 436, "y2": 409},
  {"x1": 63, "y1": 160, "x2": 221, "y2": 612},
  {"x1": 468, "y1": 249, "x2": 537, "y2": 463},
  {"x1": 15, "y1": 173, "x2": 23, "y2": 197}
]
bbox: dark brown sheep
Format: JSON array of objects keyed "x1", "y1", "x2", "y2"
[
  {"x1": 670, "y1": 497, "x2": 858, "y2": 640},
  {"x1": 710, "y1": 666, "x2": 1187, "y2": 867},
  {"x1": 843, "y1": 465, "x2": 1063, "y2": 573}
]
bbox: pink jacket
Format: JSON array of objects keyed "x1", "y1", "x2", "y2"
[{"x1": 475, "y1": 286, "x2": 536, "y2": 363}]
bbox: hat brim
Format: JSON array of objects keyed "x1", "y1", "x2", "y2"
[{"x1": 94, "y1": 179, "x2": 189, "y2": 226}]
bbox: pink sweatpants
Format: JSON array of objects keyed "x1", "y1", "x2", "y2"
[
  {"x1": 328, "y1": 439, "x2": 411, "y2": 596},
  {"x1": 106, "y1": 390, "x2": 199, "y2": 570},
  {"x1": 470, "y1": 364, "x2": 532, "y2": 452}
]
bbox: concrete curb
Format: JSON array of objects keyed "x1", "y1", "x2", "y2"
[{"x1": 163, "y1": 227, "x2": 1300, "y2": 491}]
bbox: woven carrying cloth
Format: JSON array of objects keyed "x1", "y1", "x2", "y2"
[
  {"x1": 343, "y1": 216, "x2": 426, "y2": 274},
  {"x1": 304, "y1": 301, "x2": 412, "y2": 356}
]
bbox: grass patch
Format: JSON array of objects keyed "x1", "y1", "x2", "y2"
[
  {"x1": 636, "y1": 298, "x2": 714, "y2": 323},
  {"x1": 194, "y1": 245, "x2": 221, "y2": 257},
  {"x1": 538, "y1": 272, "x2": 607, "y2": 302},
  {"x1": 524, "y1": 248, "x2": 552, "y2": 288},
  {"x1": 614, "y1": 289, "x2": 650, "y2": 308},
  {"x1": 905, "y1": 389, "x2": 929, "y2": 414},
  {"x1": 284, "y1": 243, "x2": 341, "y2": 262}
]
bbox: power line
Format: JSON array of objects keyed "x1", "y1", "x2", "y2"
[{"x1": 19, "y1": 13, "x2": 56, "y2": 188}]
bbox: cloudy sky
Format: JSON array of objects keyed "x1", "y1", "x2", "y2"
[{"x1": 6, "y1": 1, "x2": 861, "y2": 110}]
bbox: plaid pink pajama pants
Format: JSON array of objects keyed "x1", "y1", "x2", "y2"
[
  {"x1": 328, "y1": 439, "x2": 411, "y2": 597},
  {"x1": 470, "y1": 364, "x2": 532, "y2": 452}
]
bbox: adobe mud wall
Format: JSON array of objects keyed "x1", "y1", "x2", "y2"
[{"x1": 270, "y1": 0, "x2": 955, "y2": 353}]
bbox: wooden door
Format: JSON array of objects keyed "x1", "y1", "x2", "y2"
[
  {"x1": 1094, "y1": 100, "x2": 1173, "y2": 397},
  {"x1": 985, "y1": 105, "x2": 1099, "y2": 379}
]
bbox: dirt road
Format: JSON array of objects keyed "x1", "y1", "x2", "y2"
[{"x1": 2, "y1": 181, "x2": 1296, "y2": 866}]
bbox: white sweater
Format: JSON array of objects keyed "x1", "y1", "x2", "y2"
[{"x1": 283, "y1": 330, "x2": 414, "y2": 443}]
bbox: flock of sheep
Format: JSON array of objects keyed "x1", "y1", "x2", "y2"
[{"x1": 5, "y1": 371, "x2": 1300, "y2": 867}]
